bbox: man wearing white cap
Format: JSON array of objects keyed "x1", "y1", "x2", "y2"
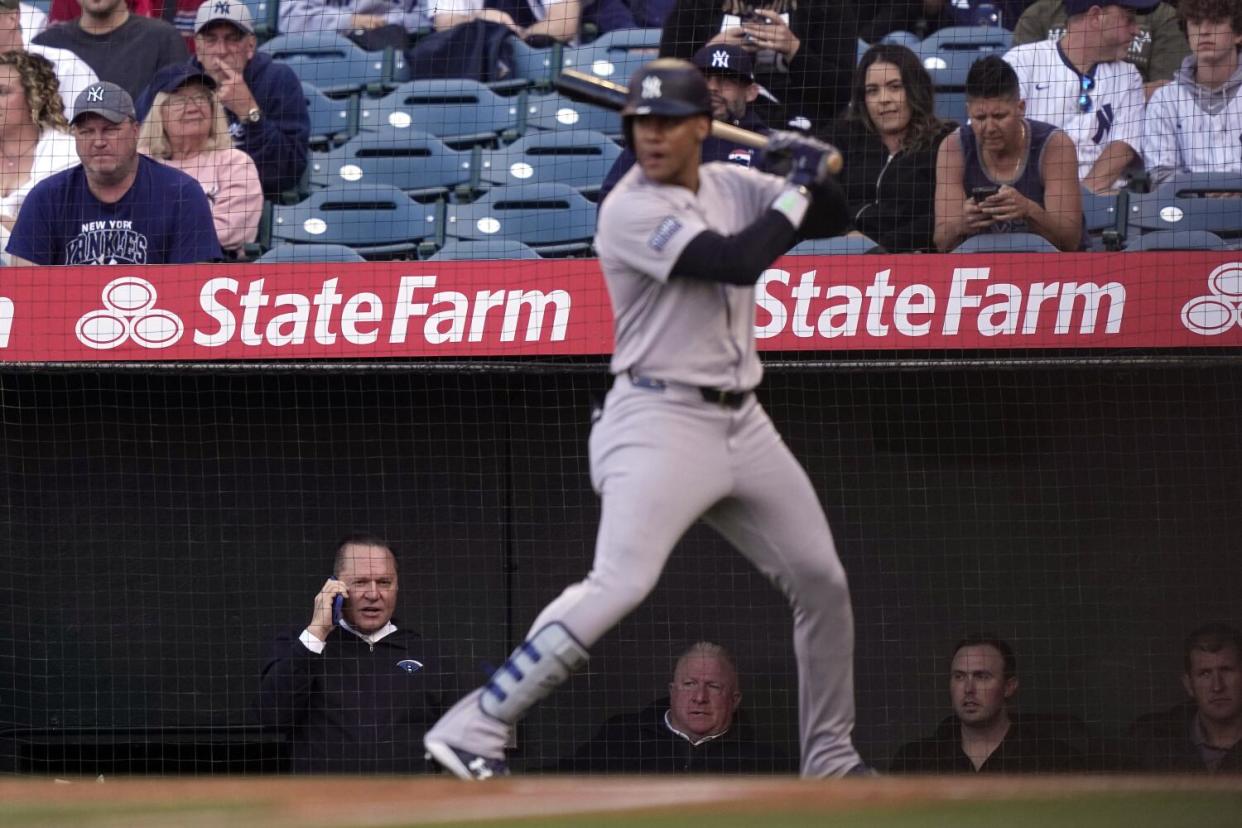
[
  {"x1": 7, "y1": 81, "x2": 221, "y2": 265},
  {"x1": 136, "y1": 1, "x2": 309, "y2": 197}
]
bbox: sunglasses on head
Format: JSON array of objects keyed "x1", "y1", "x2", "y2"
[{"x1": 1077, "y1": 75, "x2": 1095, "y2": 113}]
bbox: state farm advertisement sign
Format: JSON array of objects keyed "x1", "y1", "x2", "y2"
[{"x1": 2, "y1": 253, "x2": 1241, "y2": 362}]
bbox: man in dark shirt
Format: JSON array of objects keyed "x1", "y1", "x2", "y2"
[
  {"x1": 256, "y1": 533, "x2": 460, "y2": 774},
  {"x1": 33, "y1": 0, "x2": 187, "y2": 99},
  {"x1": 562, "y1": 642, "x2": 793, "y2": 774},
  {"x1": 889, "y1": 636, "x2": 1083, "y2": 773}
]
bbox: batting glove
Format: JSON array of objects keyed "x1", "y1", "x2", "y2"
[{"x1": 758, "y1": 131, "x2": 840, "y2": 189}]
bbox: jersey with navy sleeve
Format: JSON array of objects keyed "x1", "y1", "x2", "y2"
[
  {"x1": 7, "y1": 155, "x2": 222, "y2": 266},
  {"x1": 1143, "y1": 57, "x2": 1242, "y2": 183},
  {"x1": 593, "y1": 161, "x2": 787, "y2": 393},
  {"x1": 1004, "y1": 39, "x2": 1145, "y2": 180}
]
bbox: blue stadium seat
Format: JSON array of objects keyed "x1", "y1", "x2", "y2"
[
  {"x1": 952, "y1": 232, "x2": 1058, "y2": 253},
  {"x1": 521, "y1": 90, "x2": 623, "y2": 138},
  {"x1": 258, "y1": 243, "x2": 367, "y2": 263},
  {"x1": 237, "y1": 0, "x2": 279, "y2": 39},
  {"x1": 1126, "y1": 173, "x2": 1242, "y2": 244},
  {"x1": 309, "y1": 128, "x2": 478, "y2": 199},
  {"x1": 426, "y1": 239, "x2": 542, "y2": 260},
  {"x1": 445, "y1": 182, "x2": 597, "y2": 256},
  {"x1": 507, "y1": 37, "x2": 562, "y2": 88},
  {"x1": 918, "y1": 26, "x2": 1014, "y2": 124},
  {"x1": 1080, "y1": 187, "x2": 1127, "y2": 250},
  {"x1": 270, "y1": 183, "x2": 443, "y2": 259},
  {"x1": 303, "y1": 83, "x2": 357, "y2": 149},
  {"x1": 786, "y1": 235, "x2": 882, "y2": 255},
  {"x1": 478, "y1": 130, "x2": 621, "y2": 195},
  {"x1": 1126, "y1": 230, "x2": 1228, "y2": 251},
  {"x1": 357, "y1": 80, "x2": 523, "y2": 146},
  {"x1": 560, "y1": 27, "x2": 662, "y2": 84},
  {"x1": 260, "y1": 32, "x2": 404, "y2": 96}
]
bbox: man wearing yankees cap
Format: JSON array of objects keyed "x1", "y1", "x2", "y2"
[
  {"x1": 7, "y1": 81, "x2": 221, "y2": 265},
  {"x1": 600, "y1": 43, "x2": 769, "y2": 200}
]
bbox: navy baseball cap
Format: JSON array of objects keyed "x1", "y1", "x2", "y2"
[
  {"x1": 148, "y1": 64, "x2": 218, "y2": 95},
  {"x1": 72, "y1": 82, "x2": 136, "y2": 125},
  {"x1": 1065, "y1": 0, "x2": 1159, "y2": 15},
  {"x1": 692, "y1": 43, "x2": 755, "y2": 82}
]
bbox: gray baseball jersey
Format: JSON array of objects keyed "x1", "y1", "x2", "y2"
[
  {"x1": 594, "y1": 162, "x2": 787, "y2": 392},
  {"x1": 425, "y1": 159, "x2": 865, "y2": 778}
]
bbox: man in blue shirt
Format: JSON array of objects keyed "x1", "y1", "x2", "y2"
[{"x1": 7, "y1": 81, "x2": 222, "y2": 265}]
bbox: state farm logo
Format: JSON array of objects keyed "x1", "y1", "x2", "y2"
[
  {"x1": 75, "y1": 276, "x2": 183, "y2": 350},
  {"x1": 1182, "y1": 262, "x2": 1242, "y2": 336}
]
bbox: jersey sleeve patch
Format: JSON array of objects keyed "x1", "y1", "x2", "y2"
[{"x1": 647, "y1": 216, "x2": 684, "y2": 252}]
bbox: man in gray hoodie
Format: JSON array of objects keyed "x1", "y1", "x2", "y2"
[{"x1": 1142, "y1": 0, "x2": 1242, "y2": 184}]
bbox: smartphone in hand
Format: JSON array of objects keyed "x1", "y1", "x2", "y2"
[
  {"x1": 332, "y1": 593, "x2": 345, "y2": 627},
  {"x1": 971, "y1": 185, "x2": 1000, "y2": 203}
]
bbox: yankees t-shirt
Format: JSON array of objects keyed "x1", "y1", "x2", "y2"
[
  {"x1": 1004, "y1": 40, "x2": 1145, "y2": 180},
  {"x1": 7, "y1": 155, "x2": 222, "y2": 266}
]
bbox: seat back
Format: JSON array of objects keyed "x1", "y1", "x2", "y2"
[
  {"x1": 786, "y1": 235, "x2": 882, "y2": 255},
  {"x1": 309, "y1": 128, "x2": 477, "y2": 198},
  {"x1": 1127, "y1": 173, "x2": 1242, "y2": 239},
  {"x1": 427, "y1": 239, "x2": 542, "y2": 260},
  {"x1": 303, "y1": 83, "x2": 357, "y2": 148},
  {"x1": 271, "y1": 183, "x2": 442, "y2": 258},
  {"x1": 479, "y1": 130, "x2": 621, "y2": 193},
  {"x1": 560, "y1": 27, "x2": 662, "y2": 83},
  {"x1": 261, "y1": 32, "x2": 402, "y2": 96},
  {"x1": 358, "y1": 80, "x2": 523, "y2": 146},
  {"x1": 258, "y1": 243, "x2": 368, "y2": 263},
  {"x1": 952, "y1": 232, "x2": 1059, "y2": 253},
  {"x1": 446, "y1": 182, "x2": 597, "y2": 255},
  {"x1": 1127, "y1": 229, "x2": 1228, "y2": 251},
  {"x1": 521, "y1": 91, "x2": 623, "y2": 137}
]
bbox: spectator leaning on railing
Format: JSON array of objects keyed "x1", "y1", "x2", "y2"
[{"x1": 1142, "y1": 0, "x2": 1242, "y2": 186}]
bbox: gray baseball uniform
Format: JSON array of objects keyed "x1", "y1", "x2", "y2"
[{"x1": 426, "y1": 161, "x2": 863, "y2": 778}]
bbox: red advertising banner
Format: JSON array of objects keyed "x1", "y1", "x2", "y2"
[{"x1": 2, "y1": 252, "x2": 1241, "y2": 362}]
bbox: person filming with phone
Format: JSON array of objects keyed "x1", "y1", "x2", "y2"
[
  {"x1": 256, "y1": 533, "x2": 460, "y2": 774},
  {"x1": 934, "y1": 55, "x2": 1085, "y2": 252}
]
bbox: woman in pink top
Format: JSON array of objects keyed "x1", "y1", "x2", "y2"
[{"x1": 138, "y1": 65, "x2": 261, "y2": 258}]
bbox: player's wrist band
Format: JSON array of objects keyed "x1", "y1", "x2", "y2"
[{"x1": 771, "y1": 186, "x2": 811, "y2": 228}]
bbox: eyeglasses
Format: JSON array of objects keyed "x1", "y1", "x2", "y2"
[
  {"x1": 1077, "y1": 74, "x2": 1095, "y2": 113},
  {"x1": 165, "y1": 93, "x2": 212, "y2": 112}
]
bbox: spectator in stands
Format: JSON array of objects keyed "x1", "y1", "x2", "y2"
[
  {"x1": 1013, "y1": 0, "x2": 1190, "y2": 98},
  {"x1": 0, "y1": 51, "x2": 77, "y2": 265},
  {"x1": 1142, "y1": 0, "x2": 1242, "y2": 186},
  {"x1": 256, "y1": 533, "x2": 460, "y2": 774},
  {"x1": 138, "y1": 1, "x2": 309, "y2": 198},
  {"x1": 859, "y1": 0, "x2": 1028, "y2": 43},
  {"x1": 0, "y1": 0, "x2": 98, "y2": 118},
  {"x1": 827, "y1": 43, "x2": 955, "y2": 253},
  {"x1": 18, "y1": 1, "x2": 47, "y2": 45},
  {"x1": 138, "y1": 65, "x2": 261, "y2": 258},
  {"x1": 934, "y1": 56, "x2": 1084, "y2": 252},
  {"x1": 1004, "y1": 0, "x2": 1150, "y2": 193},
  {"x1": 428, "y1": 0, "x2": 624, "y2": 45},
  {"x1": 889, "y1": 636, "x2": 1084, "y2": 773},
  {"x1": 1127, "y1": 623, "x2": 1242, "y2": 773},
  {"x1": 600, "y1": 42, "x2": 768, "y2": 200},
  {"x1": 33, "y1": 0, "x2": 188, "y2": 100},
  {"x1": 48, "y1": 1, "x2": 202, "y2": 52},
  {"x1": 659, "y1": 0, "x2": 858, "y2": 134},
  {"x1": 562, "y1": 641, "x2": 793, "y2": 774},
  {"x1": 6, "y1": 80, "x2": 221, "y2": 264},
  {"x1": 278, "y1": 0, "x2": 427, "y2": 50}
]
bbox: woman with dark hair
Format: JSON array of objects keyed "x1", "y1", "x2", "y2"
[{"x1": 825, "y1": 43, "x2": 955, "y2": 253}]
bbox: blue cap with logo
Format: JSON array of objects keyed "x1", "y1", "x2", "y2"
[
  {"x1": 72, "y1": 82, "x2": 136, "y2": 125},
  {"x1": 691, "y1": 43, "x2": 755, "y2": 82}
]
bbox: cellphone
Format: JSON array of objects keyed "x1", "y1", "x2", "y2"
[
  {"x1": 332, "y1": 592, "x2": 345, "y2": 627},
  {"x1": 971, "y1": 185, "x2": 1000, "y2": 202}
]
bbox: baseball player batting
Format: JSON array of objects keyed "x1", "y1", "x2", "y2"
[{"x1": 424, "y1": 58, "x2": 867, "y2": 780}]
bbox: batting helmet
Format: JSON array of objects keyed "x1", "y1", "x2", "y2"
[{"x1": 621, "y1": 59, "x2": 711, "y2": 147}]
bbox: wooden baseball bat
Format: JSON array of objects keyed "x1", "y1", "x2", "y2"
[{"x1": 553, "y1": 69, "x2": 843, "y2": 174}]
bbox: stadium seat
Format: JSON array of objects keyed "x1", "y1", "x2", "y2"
[
  {"x1": 1081, "y1": 187, "x2": 1127, "y2": 251},
  {"x1": 478, "y1": 130, "x2": 621, "y2": 196},
  {"x1": 309, "y1": 128, "x2": 478, "y2": 200},
  {"x1": 303, "y1": 83, "x2": 358, "y2": 149},
  {"x1": 237, "y1": 0, "x2": 279, "y2": 40},
  {"x1": 879, "y1": 30, "x2": 924, "y2": 50},
  {"x1": 269, "y1": 183, "x2": 443, "y2": 259},
  {"x1": 426, "y1": 239, "x2": 542, "y2": 260},
  {"x1": 1125, "y1": 173, "x2": 1242, "y2": 245},
  {"x1": 257, "y1": 243, "x2": 367, "y2": 263},
  {"x1": 786, "y1": 235, "x2": 883, "y2": 255},
  {"x1": 1126, "y1": 230, "x2": 1228, "y2": 251},
  {"x1": 507, "y1": 37, "x2": 562, "y2": 88},
  {"x1": 521, "y1": 90, "x2": 624, "y2": 138},
  {"x1": 919, "y1": 26, "x2": 1014, "y2": 124},
  {"x1": 260, "y1": 32, "x2": 404, "y2": 96},
  {"x1": 560, "y1": 27, "x2": 662, "y2": 83},
  {"x1": 357, "y1": 80, "x2": 523, "y2": 147},
  {"x1": 445, "y1": 182, "x2": 597, "y2": 256},
  {"x1": 952, "y1": 232, "x2": 1059, "y2": 253}
]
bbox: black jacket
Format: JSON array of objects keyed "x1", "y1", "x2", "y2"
[
  {"x1": 888, "y1": 715, "x2": 1085, "y2": 773},
  {"x1": 825, "y1": 117, "x2": 955, "y2": 253},
  {"x1": 659, "y1": 1, "x2": 858, "y2": 134},
  {"x1": 1126, "y1": 702, "x2": 1242, "y2": 774},
  {"x1": 560, "y1": 699, "x2": 794, "y2": 774},
  {"x1": 256, "y1": 623, "x2": 459, "y2": 774}
]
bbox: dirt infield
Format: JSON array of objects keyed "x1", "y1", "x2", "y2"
[{"x1": 2, "y1": 775, "x2": 1242, "y2": 828}]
